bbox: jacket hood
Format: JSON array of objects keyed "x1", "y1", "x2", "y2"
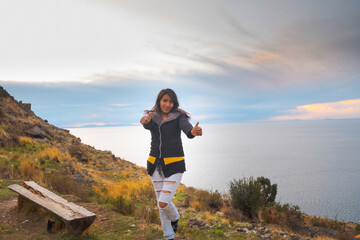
[{"x1": 151, "y1": 111, "x2": 181, "y2": 126}]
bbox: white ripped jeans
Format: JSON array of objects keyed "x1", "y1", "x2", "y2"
[{"x1": 150, "y1": 165, "x2": 182, "y2": 240}]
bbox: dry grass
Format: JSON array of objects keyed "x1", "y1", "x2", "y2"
[
  {"x1": 261, "y1": 203, "x2": 303, "y2": 231},
  {"x1": 308, "y1": 216, "x2": 346, "y2": 231},
  {"x1": 21, "y1": 159, "x2": 43, "y2": 182},
  {"x1": 204, "y1": 212, "x2": 216, "y2": 224},
  {"x1": 93, "y1": 177, "x2": 154, "y2": 201},
  {"x1": 119, "y1": 170, "x2": 133, "y2": 178},
  {"x1": 190, "y1": 200, "x2": 202, "y2": 211},
  {"x1": 186, "y1": 188, "x2": 224, "y2": 213},
  {"x1": 138, "y1": 204, "x2": 160, "y2": 224},
  {"x1": 2, "y1": 99, "x2": 42, "y2": 125},
  {"x1": 0, "y1": 126, "x2": 9, "y2": 138},
  {"x1": 37, "y1": 146, "x2": 71, "y2": 162},
  {"x1": 18, "y1": 136, "x2": 34, "y2": 144},
  {"x1": 3, "y1": 98, "x2": 24, "y2": 115},
  {"x1": 47, "y1": 173, "x2": 90, "y2": 201}
]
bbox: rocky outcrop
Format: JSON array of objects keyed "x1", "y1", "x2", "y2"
[
  {"x1": 0, "y1": 86, "x2": 12, "y2": 99},
  {"x1": 26, "y1": 126, "x2": 48, "y2": 139},
  {"x1": 0, "y1": 86, "x2": 66, "y2": 146}
]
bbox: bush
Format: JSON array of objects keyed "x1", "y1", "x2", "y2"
[
  {"x1": 229, "y1": 176, "x2": 277, "y2": 219},
  {"x1": 257, "y1": 176, "x2": 277, "y2": 205},
  {"x1": 261, "y1": 203, "x2": 303, "y2": 231},
  {"x1": 112, "y1": 195, "x2": 135, "y2": 215},
  {"x1": 207, "y1": 190, "x2": 224, "y2": 211},
  {"x1": 188, "y1": 189, "x2": 224, "y2": 212},
  {"x1": 47, "y1": 173, "x2": 91, "y2": 201},
  {"x1": 229, "y1": 177, "x2": 261, "y2": 218}
]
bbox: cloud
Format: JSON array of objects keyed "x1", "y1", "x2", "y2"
[
  {"x1": 65, "y1": 122, "x2": 122, "y2": 128},
  {"x1": 271, "y1": 99, "x2": 360, "y2": 120},
  {"x1": 85, "y1": 113, "x2": 101, "y2": 119},
  {"x1": 191, "y1": 114, "x2": 218, "y2": 121},
  {"x1": 112, "y1": 103, "x2": 131, "y2": 107}
]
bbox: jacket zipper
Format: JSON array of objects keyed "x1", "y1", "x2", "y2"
[{"x1": 158, "y1": 125, "x2": 162, "y2": 158}]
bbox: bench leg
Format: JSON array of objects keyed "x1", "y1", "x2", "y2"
[
  {"x1": 47, "y1": 219, "x2": 65, "y2": 233},
  {"x1": 17, "y1": 195, "x2": 25, "y2": 211}
]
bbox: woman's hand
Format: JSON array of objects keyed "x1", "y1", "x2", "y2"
[
  {"x1": 191, "y1": 122, "x2": 203, "y2": 136},
  {"x1": 140, "y1": 112, "x2": 152, "y2": 125}
]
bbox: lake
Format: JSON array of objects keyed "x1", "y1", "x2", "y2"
[{"x1": 69, "y1": 119, "x2": 360, "y2": 223}]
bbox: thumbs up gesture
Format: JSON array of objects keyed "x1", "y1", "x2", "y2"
[
  {"x1": 191, "y1": 122, "x2": 203, "y2": 136},
  {"x1": 140, "y1": 112, "x2": 152, "y2": 125}
]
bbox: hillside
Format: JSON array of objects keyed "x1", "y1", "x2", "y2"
[{"x1": 0, "y1": 85, "x2": 359, "y2": 240}]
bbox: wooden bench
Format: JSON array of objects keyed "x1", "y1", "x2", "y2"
[{"x1": 8, "y1": 181, "x2": 96, "y2": 234}]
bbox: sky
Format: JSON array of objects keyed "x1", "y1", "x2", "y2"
[{"x1": 1, "y1": 0, "x2": 360, "y2": 128}]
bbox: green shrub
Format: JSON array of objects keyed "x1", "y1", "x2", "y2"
[
  {"x1": 257, "y1": 176, "x2": 277, "y2": 205},
  {"x1": 229, "y1": 176, "x2": 277, "y2": 219},
  {"x1": 229, "y1": 177, "x2": 261, "y2": 218},
  {"x1": 112, "y1": 195, "x2": 135, "y2": 215}
]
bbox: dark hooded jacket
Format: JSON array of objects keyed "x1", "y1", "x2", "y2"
[{"x1": 143, "y1": 111, "x2": 194, "y2": 177}]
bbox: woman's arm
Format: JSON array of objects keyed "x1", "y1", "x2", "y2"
[
  {"x1": 140, "y1": 112, "x2": 153, "y2": 129},
  {"x1": 178, "y1": 114, "x2": 202, "y2": 138}
]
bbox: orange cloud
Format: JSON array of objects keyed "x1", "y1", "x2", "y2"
[
  {"x1": 271, "y1": 99, "x2": 360, "y2": 120},
  {"x1": 250, "y1": 51, "x2": 280, "y2": 63}
]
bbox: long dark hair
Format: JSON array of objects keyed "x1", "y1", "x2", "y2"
[{"x1": 146, "y1": 88, "x2": 190, "y2": 119}]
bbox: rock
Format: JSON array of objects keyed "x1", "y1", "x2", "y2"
[
  {"x1": 215, "y1": 211, "x2": 224, "y2": 217},
  {"x1": 237, "y1": 227, "x2": 249, "y2": 233},
  {"x1": 26, "y1": 126, "x2": 47, "y2": 138},
  {"x1": 247, "y1": 224, "x2": 255, "y2": 230},
  {"x1": 260, "y1": 233, "x2": 271, "y2": 239},
  {"x1": 80, "y1": 156, "x2": 88, "y2": 163},
  {"x1": 179, "y1": 209, "x2": 186, "y2": 217},
  {"x1": 187, "y1": 217, "x2": 207, "y2": 229},
  {"x1": 258, "y1": 227, "x2": 270, "y2": 234},
  {"x1": 0, "y1": 86, "x2": 13, "y2": 99},
  {"x1": 19, "y1": 101, "x2": 31, "y2": 112},
  {"x1": 236, "y1": 227, "x2": 249, "y2": 233}
]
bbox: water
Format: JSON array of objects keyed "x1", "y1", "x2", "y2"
[{"x1": 69, "y1": 119, "x2": 360, "y2": 223}]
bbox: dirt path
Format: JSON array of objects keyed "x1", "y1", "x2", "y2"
[{"x1": 0, "y1": 196, "x2": 59, "y2": 240}]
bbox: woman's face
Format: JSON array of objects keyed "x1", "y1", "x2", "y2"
[{"x1": 160, "y1": 94, "x2": 174, "y2": 114}]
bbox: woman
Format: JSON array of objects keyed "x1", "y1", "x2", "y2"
[{"x1": 140, "y1": 88, "x2": 202, "y2": 240}]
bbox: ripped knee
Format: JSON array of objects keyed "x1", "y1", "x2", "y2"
[{"x1": 159, "y1": 201, "x2": 168, "y2": 208}]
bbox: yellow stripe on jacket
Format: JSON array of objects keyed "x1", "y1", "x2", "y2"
[
  {"x1": 148, "y1": 156, "x2": 156, "y2": 164},
  {"x1": 164, "y1": 156, "x2": 184, "y2": 165}
]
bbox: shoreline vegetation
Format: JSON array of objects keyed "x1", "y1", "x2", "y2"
[{"x1": 1, "y1": 86, "x2": 359, "y2": 240}]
